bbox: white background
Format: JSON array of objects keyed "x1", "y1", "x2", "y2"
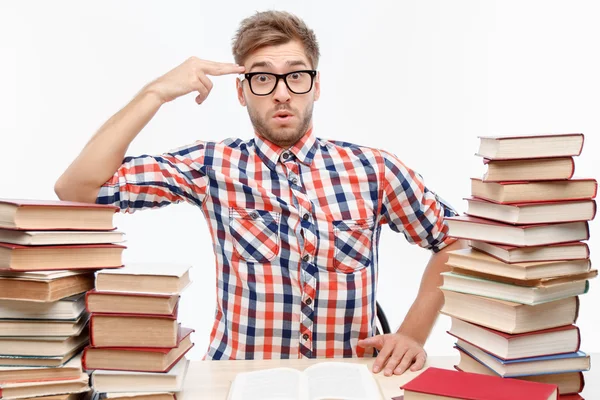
[{"x1": 0, "y1": 1, "x2": 598, "y2": 359}]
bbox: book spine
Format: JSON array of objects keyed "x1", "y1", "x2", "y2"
[
  {"x1": 163, "y1": 343, "x2": 194, "y2": 373},
  {"x1": 84, "y1": 290, "x2": 93, "y2": 313},
  {"x1": 575, "y1": 326, "x2": 581, "y2": 352},
  {"x1": 81, "y1": 346, "x2": 89, "y2": 370},
  {"x1": 568, "y1": 157, "x2": 575, "y2": 179},
  {"x1": 578, "y1": 134, "x2": 585, "y2": 156},
  {"x1": 585, "y1": 243, "x2": 590, "y2": 258},
  {"x1": 578, "y1": 371, "x2": 585, "y2": 393},
  {"x1": 89, "y1": 314, "x2": 96, "y2": 347}
]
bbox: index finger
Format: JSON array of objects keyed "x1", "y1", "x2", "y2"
[{"x1": 204, "y1": 62, "x2": 245, "y2": 76}]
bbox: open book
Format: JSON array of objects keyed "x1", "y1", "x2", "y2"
[{"x1": 227, "y1": 362, "x2": 382, "y2": 400}]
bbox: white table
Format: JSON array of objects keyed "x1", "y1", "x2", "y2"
[{"x1": 179, "y1": 354, "x2": 599, "y2": 399}]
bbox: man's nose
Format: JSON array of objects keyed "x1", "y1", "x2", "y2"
[{"x1": 272, "y1": 78, "x2": 291, "y2": 103}]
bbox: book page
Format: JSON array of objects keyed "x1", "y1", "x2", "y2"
[
  {"x1": 303, "y1": 362, "x2": 382, "y2": 400},
  {"x1": 228, "y1": 367, "x2": 302, "y2": 400}
]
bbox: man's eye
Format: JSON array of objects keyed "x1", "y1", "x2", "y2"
[
  {"x1": 290, "y1": 73, "x2": 301, "y2": 80},
  {"x1": 256, "y1": 75, "x2": 271, "y2": 83}
]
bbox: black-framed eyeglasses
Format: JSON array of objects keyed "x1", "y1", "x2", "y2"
[{"x1": 241, "y1": 70, "x2": 317, "y2": 96}]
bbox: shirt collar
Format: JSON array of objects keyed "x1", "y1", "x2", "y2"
[{"x1": 254, "y1": 128, "x2": 318, "y2": 170}]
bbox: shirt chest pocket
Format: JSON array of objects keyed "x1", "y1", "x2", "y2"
[
  {"x1": 332, "y1": 218, "x2": 374, "y2": 274},
  {"x1": 229, "y1": 208, "x2": 281, "y2": 263}
]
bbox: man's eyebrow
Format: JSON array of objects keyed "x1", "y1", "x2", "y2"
[
  {"x1": 249, "y1": 61, "x2": 273, "y2": 70},
  {"x1": 286, "y1": 60, "x2": 308, "y2": 67},
  {"x1": 248, "y1": 60, "x2": 310, "y2": 71}
]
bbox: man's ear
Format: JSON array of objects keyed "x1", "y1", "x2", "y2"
[
  {"x1": 236, "y1": 78, "x2": 247, "y2": 107},
  {"x1": 314, "y1": 71, "x2": 321, "y2": 102}
]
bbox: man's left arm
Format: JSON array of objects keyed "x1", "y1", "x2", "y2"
[
  {"x1": 358, "y1": 239, "x2": 467, "y2": 376},
  {"x1": 359, "y1": 150, "x2": 468, "y2": 375}
]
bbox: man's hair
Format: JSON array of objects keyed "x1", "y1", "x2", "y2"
[{"x1": 232, "y1": 11, "x2": 320, "y2": 69}]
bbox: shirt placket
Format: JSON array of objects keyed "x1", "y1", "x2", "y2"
[{"x1": 280, "y1": 150, "x2": 317, "y2": 358}]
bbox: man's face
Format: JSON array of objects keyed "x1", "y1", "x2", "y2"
[{"x1": 236, "y1": 40, "x2": 320, "y2": 148}]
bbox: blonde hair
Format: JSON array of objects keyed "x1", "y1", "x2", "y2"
[{"x1": 232, "y1": 11, "x2": 320, "y2": 68}]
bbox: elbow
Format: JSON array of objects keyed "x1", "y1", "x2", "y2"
[
  {"x1": 54, "y1": 176, "x2": 70, "y2": 201},
  {"x1": 54, "y1": 176, "x2": 98, "y2": 204}
]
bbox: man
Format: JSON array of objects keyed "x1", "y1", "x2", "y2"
[{"x1": 55, "y1": 10, "x2": 464, "y2": 376}]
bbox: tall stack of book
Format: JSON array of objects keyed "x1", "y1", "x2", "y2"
[
  {"x1": 83, "y1": 263, "x2": 194, "y2": 399},
  {"x1": 441, "y1": 134, "x2": 597, "y2": 399},
  {"x1": 0, "y1": 199, "x2": 125, "y2": 399}
]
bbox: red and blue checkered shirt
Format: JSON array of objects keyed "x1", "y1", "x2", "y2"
[{"x1": 97, "y1": 128, "x2": 458, "y2": 360}]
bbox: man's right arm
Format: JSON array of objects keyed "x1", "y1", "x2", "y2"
[{"x1": 54, "y1": 57, "x2": 245, "y2": 204}]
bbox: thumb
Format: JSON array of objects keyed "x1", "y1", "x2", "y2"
[{"x1": 357, "y1": 335, "x2": 385, "y2": 350}]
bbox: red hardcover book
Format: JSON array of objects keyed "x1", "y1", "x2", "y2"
[
  {"x1": 398, "y1": 395, "x2": 581, "y2": 400},
  {"x1": 83, "y1": 326, "x2": 194, "y2": 372},
  {"x1": 476, "y1": 133, "x2": 584, "y2": 160},
  {"x1": 464, "y1": 197, "x2": 597, "y2": 225},
  {"x1": 0, "y1": 198, "x2": 118, "y2": 231},
  {"x1": 470, "y1": 177, "x2": 598, "y2": 204},
  {"x1": 447, "y1": 319, "x2": 581, "y2": 360},
  {"x1": 400, "y1": 367, "x2": 558, "y2": 399},
  {"x1": 469, "y1": 240, "x2": 590, "y2": 263},
  {"x1": 444, "y1": 215, "x2": 590, "y2": 247},
  {"x1": 454, "y1": 347, "x2": 585, "y2": 395},
  {"x1": 85, "y1": 290, "x2": 180, "y2": 316},
  {"x1": 482, "y1": 157, "x2": 575, "y2": 182},
  {"x1": 0, "y1": 242, "x2": 125, "y2": 271},
  {"x1": 90, "y1": 310, "x2": 179, "y2": 348}
]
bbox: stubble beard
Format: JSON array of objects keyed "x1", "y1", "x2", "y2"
[{"x1": 249, "y1": 102, "x2": 314, "y2": 148}]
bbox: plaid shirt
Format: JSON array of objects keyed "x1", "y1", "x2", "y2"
[{"x1": 97, "y1": 129, "x2": 458, "y2": 360}]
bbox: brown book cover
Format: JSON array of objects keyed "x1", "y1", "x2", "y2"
[
  {"x1": 454, "y1": 348, "x2": 585, "y2": 395},
  {"x1": 0, "y1": 271, "x2": 95, "y2": 302},
  {"x1": 83, "y1": 327, "x2": 194, "y2": 372},
  {"x1": 0, "y1": 373, "x2": 89, "y2": 398},
  {"x1": 0, "y1": 199, "x2": 118, "y2": 231},
  {"x1": 464, "y1": 197, "x2": 597, "y2": 225},
  {"x1": 470, "y1": 177, "x2": 598, "y2": 204},
  {"x1": 0, "y1": 242, "x2": 125, "y2": 271},
  {"x1": 444, "y1": 215, "x2": 590, "y2": 247},
  {"x1": 450, "y1": 266, "x2": 598, "y2": 288},
  {"x1": 90, "y1": 312, "x2": 179, "y2": 348},
  {"x1": 441, "y1": 291, "x2": 580, "y2": 334},
  {"x1": 476, "y1": 133, "x2": 584, "y2": 160},
  {"x1": 447, "y1": 321, "x2": 581, "y2": 360},
  {"x1": 85, "y1": 290, "x2": 180, "y2": 316},
  {"x1": 468, "y1": 240, "x2": 590, "y2": 263},
  {"x1": 482, "y1": 157, "x2": 575, "y2": 182}
]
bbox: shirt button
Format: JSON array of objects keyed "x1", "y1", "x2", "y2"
[
  {"x1": 250, "y1": 212, "x2": 259, "y2": 219},
  {"x1": 305, "y1": 298, "x2": 312, "y2": 305},
  {"x1": 282, "y1": 152, "x2": 290, "y2": 160},
  {"x1": 303, "y1": 333, "x2": 309, "y2": 341},
  {"x1": 302, "y1": 213, "x2": 310, "y2": 221},
  {"x1": 302, "y1": 254, "x2": 310, "y2": 262},
  {"x1": 291, "y1": 177, "x2": 298, "y2": 185}
]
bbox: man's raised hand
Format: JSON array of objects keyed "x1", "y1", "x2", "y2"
[{"x1": 145, "y1": 57, "x2": 245, "y2": 105}]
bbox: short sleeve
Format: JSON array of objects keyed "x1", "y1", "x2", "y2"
[
  {"x1": 96, "y1": 141, "x2": 209, "y2": 213},
  {"x1": 379, "y1": 150, "x2": 458, "y2": 252}
]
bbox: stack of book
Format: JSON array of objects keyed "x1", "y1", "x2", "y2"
[
  {"x1": 83, "y1": 263, "x2": 194, "y2": 399},
  {"x1": 442, "y1": 133, "x2": 597, "y2": 399},
  {"x1": 0, "y1": 199, "x2": 124, "y2": 399}
]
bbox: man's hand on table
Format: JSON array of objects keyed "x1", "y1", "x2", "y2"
[{"x1": 357, "y1": 332, "x2": 427, "y2": 376}]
